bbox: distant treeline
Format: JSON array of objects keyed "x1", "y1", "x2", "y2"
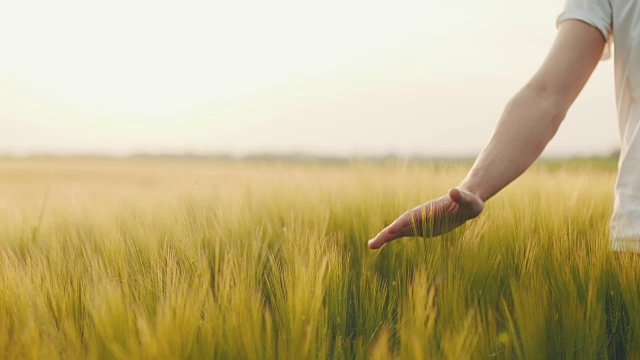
[{"x1": 0, "y1": 151, "x2": 620, "y2": 170}]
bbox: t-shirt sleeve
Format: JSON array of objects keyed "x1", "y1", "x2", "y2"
[{"x1": 557, "y1": 0, "x2": 613, "y2": 60}]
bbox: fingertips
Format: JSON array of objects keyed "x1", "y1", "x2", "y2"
[
  {"x1": 368, "y1": 226, "x2": 394, "y2": 249},
  {"x1": 368, "y1": 235, "x2": 386, "y2": 249}
]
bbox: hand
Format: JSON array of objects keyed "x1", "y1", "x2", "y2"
[{"x1": 368, "y1": 188, "x2": 484, "y2": 249}]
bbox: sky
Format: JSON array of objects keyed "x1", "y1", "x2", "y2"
[{"x1": 0, "y1": 0, "x2": 620, "y2": 157}]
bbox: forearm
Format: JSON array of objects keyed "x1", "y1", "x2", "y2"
[{"x1": 458, "y1": 85, "x2": 566, "y2": 201}]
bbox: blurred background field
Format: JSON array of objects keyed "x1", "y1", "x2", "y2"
[{"x1": 0, "y1": 157, "x2": 637, "y2": 359}]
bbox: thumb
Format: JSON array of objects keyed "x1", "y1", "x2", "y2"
[
  {"x1": 449, "y1": 187, "x2": 484, "y2": 216},
  {"x1": 449, "y1": 188, "x2": 474, "y2": 206}
]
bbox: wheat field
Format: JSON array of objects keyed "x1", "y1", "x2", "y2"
[{"x1": 0, "y1": 157, "x2": 637, "y2": 359}]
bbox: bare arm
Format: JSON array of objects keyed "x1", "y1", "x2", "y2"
[
  {"x1": 460, "y1": 20, "x2": 606, "y2": 201},
  {"x1": 368, "y1": 20, "x2": 606, "y2": 249}
]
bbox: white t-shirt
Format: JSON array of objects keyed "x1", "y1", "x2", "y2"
[{"x1": 557, "y1": 0, "x2": 640, "y2": 251}]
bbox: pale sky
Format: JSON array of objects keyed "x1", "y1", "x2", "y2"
[{"x1": 0, "y1": 0, "x2": 619, "y2": 157}]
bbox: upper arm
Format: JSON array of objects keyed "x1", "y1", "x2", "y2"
[{"x1": 525, "y1": 20, "x2": 607, "y2": 115}]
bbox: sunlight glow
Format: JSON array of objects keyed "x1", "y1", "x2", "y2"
[{"x1": 0, "y1": 0, "x2": 618, "y2": 156}]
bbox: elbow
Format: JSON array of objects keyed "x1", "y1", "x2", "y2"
[{"x1": 520, "y1": 83, "x2": 568, "y2": 134}]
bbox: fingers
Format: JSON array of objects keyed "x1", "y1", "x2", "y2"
[
  {"x1": 369, "y1": 206, "x2": 422, "y2": 249},
  {"x1": 368, "y1": 209, "x2": 420, "y2": 249},
  {"x1": 387, "y1": 210, "x2": 411, "y2": 235},
  {"x1": 369, "y1": 190, "x2": 486, "y2": 250},
  {"x1": 368, "y1": 223, "x2": 413, "y2": 249},
  {"x1": 368, "y1": 226, "x2": 392, "y2": 249}
]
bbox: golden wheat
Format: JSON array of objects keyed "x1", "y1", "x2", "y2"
[{"x1": 0, "y1": 157, "x2": 635, "y2": 359}]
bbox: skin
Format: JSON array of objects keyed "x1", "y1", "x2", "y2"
[{"x1": 368, "y1": 20, "x2": 607, "y2": 250}]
